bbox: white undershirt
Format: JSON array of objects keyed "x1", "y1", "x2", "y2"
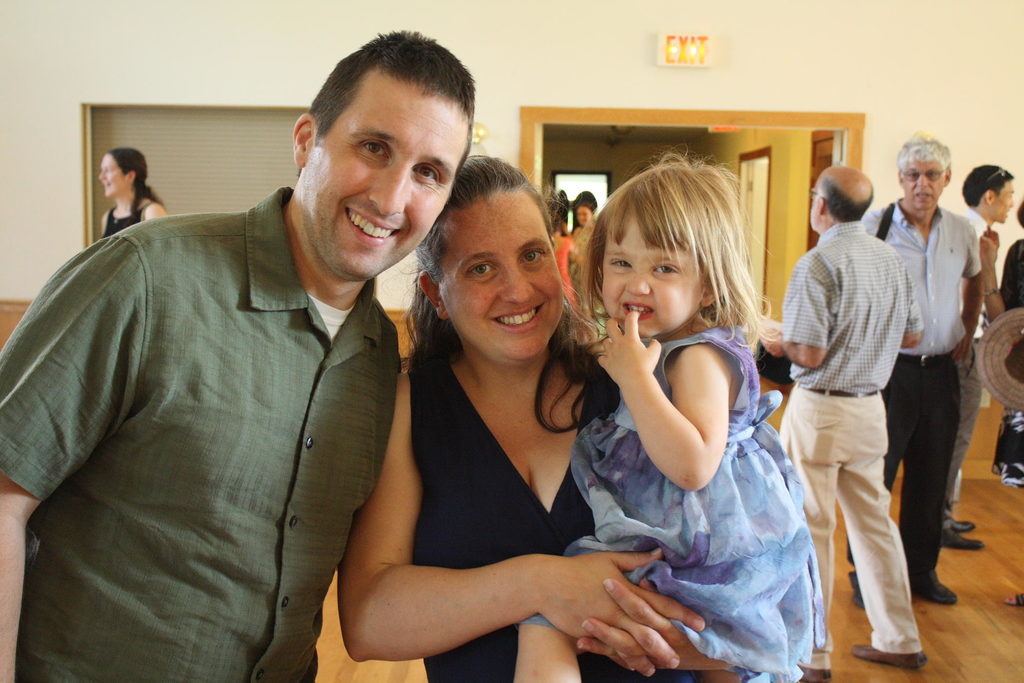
[
  {"x1": 308, "y1": 293, "x2": 353, "y2": 340},
  {"x1": 965, "y1": 208, "x2": 988, "y2": 339}
]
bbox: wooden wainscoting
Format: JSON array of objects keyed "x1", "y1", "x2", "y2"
[
  {"x1": 386, "y1": 309, "x2": 411, "y2": 359},
  {"x1": 0, "y1": 300, "x2": 30, "y2": 349}
]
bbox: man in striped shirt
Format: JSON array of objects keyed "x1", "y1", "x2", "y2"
[{"x1": 777, "y1": 166, "x2": 926, "y2": 681}]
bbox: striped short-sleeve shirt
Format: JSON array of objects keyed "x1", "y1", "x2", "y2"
[{"x1": 783, "y1": 221, "x2": 922, "y2": 393}]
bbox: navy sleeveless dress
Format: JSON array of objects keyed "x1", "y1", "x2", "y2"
[{"x1": 410, "y1": 358, "x2": 695, "y2": 683}]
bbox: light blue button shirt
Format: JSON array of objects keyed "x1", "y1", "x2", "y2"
[{"x1": 864, "y1": 202, "x2": 980, "y2": 355}]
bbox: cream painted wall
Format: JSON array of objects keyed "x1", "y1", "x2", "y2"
[{"x1": 3, "y1": 0, "x2": 1023, "y2": 309}]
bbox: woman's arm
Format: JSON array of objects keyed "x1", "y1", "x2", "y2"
[
  {"x1": 599, "y1": 311, "x2": 731, "y2": 491},
  {"x1": 338, "y1": 375, "x2": 687, "y2": 662},
  {"x1": 142, "y1": 203, "x2": 167, "y2": 220},
  {"x1": 980, "y1": 230, "x2": 1005, "y2": 318}
]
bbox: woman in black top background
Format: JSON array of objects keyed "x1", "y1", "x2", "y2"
[{"x1": 99, "y1": 147, "x2": 166, "y2": 237}]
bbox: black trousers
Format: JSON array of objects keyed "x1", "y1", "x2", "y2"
[{"x1": 881, "y1": 354, "x2": 960, "y2": 576}]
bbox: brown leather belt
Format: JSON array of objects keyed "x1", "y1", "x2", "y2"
[{"x1": 802, "y1": 386, "x2": 879, "y2": 398}]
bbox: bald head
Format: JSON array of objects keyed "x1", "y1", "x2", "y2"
[{"x1": 816, "y1": 166, "x2": 874, "y2": 226}]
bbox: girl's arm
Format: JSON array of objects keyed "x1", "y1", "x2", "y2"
[
  {"x1": 515, "y1": 624, "x2": 580, "y2": 683},
  {"x1": 599, "y1": 311, "x2": 731, "y2": 491},
  {"x1": 339, "y1": 374, "x2": 699, "y2": 662}
]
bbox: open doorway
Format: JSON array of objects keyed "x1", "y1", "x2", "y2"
[{"x1": 518, "y1": 107, "x2": 865, "y2": 309}]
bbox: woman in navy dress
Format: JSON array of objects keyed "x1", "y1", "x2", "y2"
[{"x1": 340, "y1": 157, "x2": 722, "y2": 681}]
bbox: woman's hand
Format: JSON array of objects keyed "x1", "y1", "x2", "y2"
[
  {"x1": 535, "y1": 551, "x2": 715, "y2": 675},
  {"x1": 534, "y1": 549, "x2": 663, "y2": 636},
  {"x1": 598, "y1": 310, "x2": 660, "y2": 389},
  {"x1": 980, "y1": 229, "x2": 999, "y2": 268},
  {"x1": 577, "y1": 579, "x2": 724, "y2": 675}
]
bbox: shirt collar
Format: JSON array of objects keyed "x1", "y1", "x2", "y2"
[
  {"x1": 818, "y1": 220, "x2": 865, "y2": 244},
  {"x1": 964, "y1": 207, "x2": 988, "y2": 235},
  {"x1": 244, "y1": 187, "x2": 383, "y2": 344},
  {"x1": 893, "y1": 200, "x2": 943, "y2": 228}
]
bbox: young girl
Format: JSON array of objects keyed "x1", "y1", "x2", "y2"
[{"x1": 516, "y1": 155, "x2": 822, "y2": 683}]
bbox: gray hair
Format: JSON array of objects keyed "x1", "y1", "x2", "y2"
[{"x1": 897, "y1": 133, "x2": 951, "y2": 172}]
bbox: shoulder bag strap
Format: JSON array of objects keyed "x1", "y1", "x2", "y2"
[{"x1": 876, "y1": 202, "x2": 896, "y2": 242}]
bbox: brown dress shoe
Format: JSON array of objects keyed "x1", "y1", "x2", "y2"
[
  {"x1": 851, "y1": 644, "x2": 927, "y2": 669},
  {"x1": 798, "y1": 664, "x2": 831, "y2": 682}
]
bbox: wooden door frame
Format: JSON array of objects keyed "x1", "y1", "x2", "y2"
[
  {"x1": 738, "y1": 146, "x2": 772, "y2": 295},
  {"x1": 519, "y1": 107, "x2": 864, "y2": 183}
]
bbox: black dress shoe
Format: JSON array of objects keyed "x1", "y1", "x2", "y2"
[
  {"x1": 851, "y1": 645, "x2": 927, "y2": 669},
  {"x1": 910, "y1": 571, "x2": 957, "y2": 604},
  {"x1": 949, "y1": 519, "x2": 976, "y2": 533},
  {"x1": 848, "y1": 570, "x2": 864, "y2": 609},
  {"x1": 942, "y1": 528, "x2": 984, "y2": 550}
]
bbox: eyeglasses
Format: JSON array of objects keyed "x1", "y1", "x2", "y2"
[
  {"x1": 900, "y1": 169, "x2": 945, "y2": 182},
  {"x1": 808, "y1": 189, "x2": 822, "y2": 199}
]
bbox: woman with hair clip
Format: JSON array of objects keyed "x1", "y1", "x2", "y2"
[
  {"x1": 340, "y1": 156, "x2": 720, "y2": 682},
  {"x1": 98, "y1": 147, "x2": 167, "y2": 237},
  {"x1": 980, "y1": 200, "x2": 1024, "y2": 608}
]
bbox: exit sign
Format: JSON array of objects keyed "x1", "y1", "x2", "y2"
[{"x1": 658, "y1": 34, "x2": 710, "y2": 67}]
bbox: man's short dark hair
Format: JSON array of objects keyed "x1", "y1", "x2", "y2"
[
  {"x1": 820, "y1": 175, "x2": 873, "y2": 223},
  {"x1": 962, "y1": 164, "x2": 1015, "y2": 207},
  {"x1": 309, "y1": 31, "x2": 475, "y2": 144}
]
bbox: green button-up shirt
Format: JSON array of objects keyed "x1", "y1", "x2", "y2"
[{"x1": 0, "y1": 189, "x2": 398, "y2": 681}]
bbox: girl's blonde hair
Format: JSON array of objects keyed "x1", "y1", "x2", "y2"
[{"x1": 581, "y1": 152, "x2": 764, "y2": 343}]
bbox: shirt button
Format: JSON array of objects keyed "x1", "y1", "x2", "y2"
[
  {"x1": 305, "y1": 436, "x2": 314, "y2": 448},
  {"x1": 281, "y1": 596, "x2": 290, "y2": 608},
  {"x1": 255, "y1": 670, "x2": 265, "y2": 680},
  {"x1": 289, "y1": 515, "x2": 299, "y2": 528}
]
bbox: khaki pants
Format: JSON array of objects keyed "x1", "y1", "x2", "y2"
[{"x1": 781, "y1": 386, "x2": 922, "y2": 669}]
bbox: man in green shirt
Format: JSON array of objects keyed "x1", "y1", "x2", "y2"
[{"x1": 0, "y1": 31, "x2": 474, "y2": 682}]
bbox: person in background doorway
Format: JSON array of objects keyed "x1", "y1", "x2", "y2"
[
  {"x1": 776, "y1": 166, "x2": 926, "y2": 682},
  {"x1": 571, "y1": 190, "x2": 598, "y2": 233},
  {"x1": 98, "y1": 147, "x2": 168, "y2": 237},
  {"x1": 853, "y1": 133, "x2": 982, "y2": 606},
  {"x1": 548, "y1": 189, "x2": 575, "y2": 304},
  {"x1": 568, "y1": 190, "x2": 599, "y2": 298},
  {"x1": 942, "y1": 165, "x2": 1015, "y2": 549}
]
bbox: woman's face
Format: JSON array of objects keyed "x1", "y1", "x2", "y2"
[
  {"x1": 423, "y1": 191, "x2": 564, "y2": 368},
  {"x1": 574, "y1": 205, "x2": 593, "y2": 230},
  {"x1": 98, "y1": 154, "x2": 134, "y2": 200}
]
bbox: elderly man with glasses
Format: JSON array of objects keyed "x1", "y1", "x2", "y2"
[{"x1": 848, "y1": 134, "x2": 983, "y2": 608}]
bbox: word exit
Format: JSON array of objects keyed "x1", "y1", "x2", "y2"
[{"x1": 658, "y1": 34, "x2": 710, "y2": 67}]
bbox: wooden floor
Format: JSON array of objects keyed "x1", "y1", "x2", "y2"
[{"x1": 315, "y1": 474, "x2": 1024, "y2": 682}]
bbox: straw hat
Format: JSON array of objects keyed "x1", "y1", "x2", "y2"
[{"x1": 978, "y1": 308, "x2": 1024, "y2": 411}]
